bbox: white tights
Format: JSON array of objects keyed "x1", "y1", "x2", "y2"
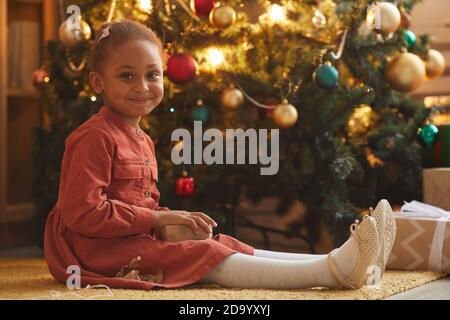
[
  {"x1": 197, "y1": 238, "x2": 358, "y2": 289},
  {"x1": 253, "y1": 249, "x2": 326, "y2": 261}
]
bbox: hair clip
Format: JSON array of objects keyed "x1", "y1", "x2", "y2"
[{"x1": 97, "y1": 25, "x2": 111, "y2": 43}]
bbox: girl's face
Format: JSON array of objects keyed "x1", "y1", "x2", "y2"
[{"x1": 89, "y1": 39, "x2": 164, "y2": 126}]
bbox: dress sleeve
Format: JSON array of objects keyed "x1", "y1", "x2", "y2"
[
  {"x1": 60, "y1": 127, "x2": 155, "y2": 238},
  {"x1": 153, "y1": 205, "x2": 170, "y2": 211}
]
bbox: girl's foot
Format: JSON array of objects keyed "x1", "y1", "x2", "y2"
[
  {"x1": 370, "y1": 199, "x2": 396, "y2": 278},
  {"x1": 327, "y1": 215, "x2": 380, "y2": 289}
]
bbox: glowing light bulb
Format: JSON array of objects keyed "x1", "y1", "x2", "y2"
[
  {"x1": 43, "y1": 76, "x2": 50, "y2": 83},
  {"x1": 207, "y1": 48, "x2": 225, "y2": 67},
  {"x1": 424, "y1": 96, "x2": 434, "y2": 108},
  {"x1": 312, "y1": 9, "x2": 327, "y2": 28},
  {"x1": 90, "y1": 95, "x2": 97, "y2": 102},
  {"x1": 136, "y1": 0, "x2": 153, "y2": 13},
  {"x1": 268, "y1": 4, "x2": 286, "y2": 23},
  {"x1": 348, "y1": 105, "x2": 373, "y2": 135}
]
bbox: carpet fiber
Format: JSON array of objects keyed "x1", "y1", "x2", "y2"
[{"x1": 0, "y1": 259, "x2": 446, "y2": 300}]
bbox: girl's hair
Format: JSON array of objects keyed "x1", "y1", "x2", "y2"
[{"x1": 89, "y1": 19, "x2": 167, "y2": 73}]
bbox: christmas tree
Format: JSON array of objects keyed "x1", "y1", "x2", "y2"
[{"x1": 32, "y1": 0, "x2": 446, "y2": 247}]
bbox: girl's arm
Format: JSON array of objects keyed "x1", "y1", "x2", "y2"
[{"x1": 59, "y1": 127, "x2": 155, "y2": 238}]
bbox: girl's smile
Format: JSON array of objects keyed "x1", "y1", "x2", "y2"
[{"x1": 126, "y1": 97, "x2": 155, "y2": 106}]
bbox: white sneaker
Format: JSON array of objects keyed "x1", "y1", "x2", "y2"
[{"x1": 327, "y1": 215, "x2": 381, "y2": 289}]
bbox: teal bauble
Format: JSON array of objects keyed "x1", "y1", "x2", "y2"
[
  {"x1": 417, "y1": 124, "x2": 439, "y2": 147},
  {"x1": 191, "y1": 100, "x2": 211, "y2": 125},
  {"x1": 313, "y1": 62, "x2": 339, "y2": 89},
  {"x1": 403, "y1": 30, "x2": 416, "y2": 48}
]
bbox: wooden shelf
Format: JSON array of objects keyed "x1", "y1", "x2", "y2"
[
  {"x1": 0, "y1": 0, "x2": 61, "y2": 251},
  {"x1": 0, "y1": 0, "x2": 46, "y2": 232},
  {"x1": 0, "y1": 203, "x2": 35, "y2": 224},
  {"x1": 10, "y1": 0, "x2": 43, "y2": 4},
  {"x1": 7, "y1": 88, "x2": 37, "y2": 98}
]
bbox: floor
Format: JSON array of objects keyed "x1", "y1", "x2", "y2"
[
  {"x1": 385, "y1": 276, "x2": 450, "y2": 300},
  {"x1": 0, "y1": 246, "x2": 449, "y2": 300}
]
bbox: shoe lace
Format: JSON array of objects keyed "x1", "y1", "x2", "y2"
[{"x1": 350, "y1": 215, "x2": 371, "y2": 234}]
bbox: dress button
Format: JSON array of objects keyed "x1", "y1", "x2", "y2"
[
  {"x1": 144, "y1": 190, "x2": 151, "y2": 197},
  {"x1": 144, "y1": 159, "x2": 149, "y2": 166}
]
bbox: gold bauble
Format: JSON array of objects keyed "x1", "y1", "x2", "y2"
[
  {"x1": 386, "y1": 52, "x2": 425, "y2": 93},
  {"x1": 58, "y1": 18, "x2": 91, "y2": 47},
  {"x1": 273, "y1": 100, "x2": 298, "y2": 128},
  {"x1": 220, "y1": 87, "x2": 244, "y2": 110},
  {"x1": 425, "y1": 49, "x2": 446, "y2": 80},
  {"x1": 366, "y1": 2, "x2": 401, "y2": 35},
  {"x1": 210, "y1": 5, "x2": 236, "y2": 29}
]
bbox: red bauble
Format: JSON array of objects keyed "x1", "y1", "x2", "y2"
[
  {"x1": 166, "y1": 53, "x2": 197, "y2": 85},
  {"x1": 190, "y1": 0, "x2": 215, "y2": 17},
  {"x1": 176, "y1": 176, "x2": 196, "y2": 197},
  {"x1": 32, "y1": 69, "x2": 49, "y2": 88}
]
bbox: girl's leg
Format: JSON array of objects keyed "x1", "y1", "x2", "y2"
[
  {"x1": 199, "y1": 235, "x2": 359, "y2": 289},
  {"x1": 253, "y1": 249, "x2": 326, "y2": 261}
]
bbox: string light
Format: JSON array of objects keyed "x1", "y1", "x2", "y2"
[
  {"x1": 365, "y1": 147, "x2": 384, "y2": 168},
  {"x1": 206, "y1": 48, "x2": 225, "y2": 67},
  {"x1": 349, "y1": 105, "x2": 372, "y2": 127},
  {"x1": 267, "y1": 4, "x2": 286, "y2": 23},
  {"x1": 424, "y1": 95, "x2": 450, "y2": 126},
  {"x1": 90, "y1": 96, "x2": 97, "y2": 102},
  {"x1": 136, "y1": 0, "x2": 153, "y2": 13},
  {"x1": 43, "y1": 76, "x2": 50, "y2": 83},
  {"x1": 348, "y1": 105, "x2": 373, "y2": 136},
  {"x1": 312, "y1": 9, "x2": 327, "y2": 28},
  {"x1": 424, "y1": 95, "x2": 450, "y2": 108}
]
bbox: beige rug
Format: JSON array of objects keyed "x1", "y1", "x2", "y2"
[{"x1": 0, "y1": 259, "x2": 446, "y2": 300}]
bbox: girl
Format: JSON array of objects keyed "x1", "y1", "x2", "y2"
[{"x1": 44, "y1": 20, "x2": 396, "y2": 291}]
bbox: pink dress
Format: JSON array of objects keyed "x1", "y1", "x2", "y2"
[{"x1": 44, "y1": 105, "x2": 254, "y2": 290}]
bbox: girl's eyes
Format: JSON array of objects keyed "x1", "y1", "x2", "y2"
[
  {"x1": 149, "y1": 72, "x2": 160, "y2": 79},
  {"x1": 119, "y1": 72, "x2": 159, "y2": 80},
  {"x1": 119, "y1": 73, "x2": 132, "y2": 80}
]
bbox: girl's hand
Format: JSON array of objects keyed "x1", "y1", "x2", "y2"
[{"x1": 153, "y1": 210, "x2": 218, "y2": 234}]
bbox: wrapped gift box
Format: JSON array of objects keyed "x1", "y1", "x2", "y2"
[
  {"x1": 387, "y1": 201, "x2": 450, "y2": 273},
  {"x1": 155, "y1": 225, "x2": 212, "y2": 242},
  {"x1": 423, "y1": 168, "x2": 450, "y2": 211}
]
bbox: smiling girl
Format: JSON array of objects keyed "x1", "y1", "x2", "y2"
[{"x1": 44, "y1": 20, "x2": 395, "y2": 291}]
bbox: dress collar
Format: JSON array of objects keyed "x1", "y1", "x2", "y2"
[{"x1": 99, "y1": 106, "x2": 143, "y2": 138}]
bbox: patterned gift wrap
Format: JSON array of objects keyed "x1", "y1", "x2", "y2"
[{"x1": 387, "y1": 201, "x2": 450, "y2": 273}]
